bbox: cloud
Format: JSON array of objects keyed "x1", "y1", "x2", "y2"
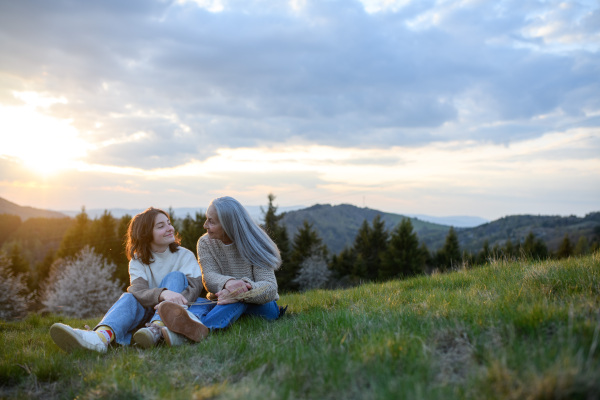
[{"x1": 0, "y1": 0, "x2": 598, "y2": 211}]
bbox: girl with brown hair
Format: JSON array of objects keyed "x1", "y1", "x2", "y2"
[{"x1": 50, "y1": 207, "x2": 203, "y2": 353}]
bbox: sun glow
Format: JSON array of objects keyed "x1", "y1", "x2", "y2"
[{"x1": 0, "y1": 92, "x2": 89, "y2": 175}]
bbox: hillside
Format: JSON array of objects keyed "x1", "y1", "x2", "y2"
[
  {"x1": 281, "y1": 203, "x2": 449, "y2": 254},
  {"x1": 281, "y1": 204, "x2": 600, "y2": 255},
  {"x1": 457, "y1": 212, "x2": 600, "y2": 253},
  {"x1": 0, "y1": 197, "x2": 67, "y2": 220},
  {"x1": 2, "y1": 255, "x2": 599, "y2": 399}
]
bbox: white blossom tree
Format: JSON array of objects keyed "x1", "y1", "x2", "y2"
[
  {"x1": 0, "y1": 252, "x2": 32, "y2": 321},
  {"x1": 292, "y1": 247, "x2": 332, "y2": 291},
  {"x1": 42, "y1": 246, "x2": 122, "y2": 318}
]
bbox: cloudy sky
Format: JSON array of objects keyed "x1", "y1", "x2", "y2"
[{"x1": 0, "y1": 0, "x2": 598, "y2": 221}]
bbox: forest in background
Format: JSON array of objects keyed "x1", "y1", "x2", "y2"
[{"x1": 1, "y1": 194, "x2": 599, "y2": 321}]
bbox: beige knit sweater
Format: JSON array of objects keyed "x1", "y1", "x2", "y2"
[
  {"x1": 197, "y1": 234, "x2": 279, "y2": 305},
  {"x1": 127, "y1": 246, "x2": 203, "y2": 308}
]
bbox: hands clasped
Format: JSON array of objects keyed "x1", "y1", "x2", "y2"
[{"x1": 216, "y1": 279, "x2": 252, "y2": 305}]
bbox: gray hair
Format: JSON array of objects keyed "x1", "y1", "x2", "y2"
[{"x1": 211, "y1": 196, "x2": 282, "y2": 270}]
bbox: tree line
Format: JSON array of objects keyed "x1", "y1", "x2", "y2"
[{"x1": 1, "y1": 195, "x2": 599, "y2": 320}]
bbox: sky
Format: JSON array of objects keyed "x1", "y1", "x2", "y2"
[{"x1": 0, "y1": 0, "x2": 599, "y2": 221}]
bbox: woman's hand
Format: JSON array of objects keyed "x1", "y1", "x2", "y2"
[
  {"x1": 155, "y1": 290, "x2": 187, "y2": 309},
  {"x1": 216, "y1": 279, "x2": 252, "y2": 305}
]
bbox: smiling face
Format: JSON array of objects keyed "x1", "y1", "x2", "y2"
[
  {"x1": 151, "y1": 212, "x2": 175, "y2": 252},
  {"x1": 204, "y1": 204, "x2": 232, "y2": 244}
]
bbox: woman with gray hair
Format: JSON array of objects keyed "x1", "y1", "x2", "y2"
[{"x1": 157, "y1": 196, "x2": 287, "y2": 342}]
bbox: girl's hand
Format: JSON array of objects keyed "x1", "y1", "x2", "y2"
[{"x1": 157, "y1": 290, "x2": 187, "y2": 307}]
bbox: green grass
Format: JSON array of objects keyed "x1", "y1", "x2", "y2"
[{"x1": 2, "y1": 254, "x2": 599, "y2": 399}]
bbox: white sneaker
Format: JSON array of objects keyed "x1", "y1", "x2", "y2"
[
  {"x1": 133, "y1": 324, "x2": 163, "y2": 349},
  {"x1": 161, "y1": 326, "x2": 190, "y2": 347},
  {"x1": 50, "y1": 323, "x2": 108, "y2": 353}
]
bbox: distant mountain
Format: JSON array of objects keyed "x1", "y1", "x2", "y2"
[
  {"x1": 406, "y1": 214, "x2": 489, "y2": 228},
  {"x1": 280, "y1": 204, "x2": 600, "y2": 255},
  {"x1": 456, "y1": 213, "x2": 600, "y2": 253},
  {"x1": 281, "y1": 204, "x2": 450, "y2": 254},
  {"x1": 0, "y1": 197, "x2": 68, "y2": 220}
]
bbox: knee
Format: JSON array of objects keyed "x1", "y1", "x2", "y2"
[
  {"x1": 164, "y1": 271, "x2": 187, "y2": 285},
  {"x1": 165, "y1": 271, "x2": 186, "y2": 280},
  {"x1": 119, "y1": 293, "x2": 139, "y2": 306}
]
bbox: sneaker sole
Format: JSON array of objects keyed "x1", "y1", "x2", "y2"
[
  {"x1": 158, "y1": 302, "x2": 209, "y2": 342},
  {"x1": 49, "y1": 323, "x2": 107, "y2": 353},
  {"x1": 132, "y1": 330, "x2": 156, "y2": 349}
]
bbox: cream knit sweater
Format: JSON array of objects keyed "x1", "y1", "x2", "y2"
[
  {"x1": 127, "y1": 246, "x2": 203, "y2": 308},
  {"x1": 197, "y1": 234, "x2": 279, "y2": 304}
]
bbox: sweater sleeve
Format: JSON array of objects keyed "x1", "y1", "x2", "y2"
[
  {"x1": 127, "y1": 277, "x2": 163, "y2": 308},
  {"x1": 197, "y1": 236, "x2": 236, "y2": 294},
  {"x1": 240, "y1": 265, "x2": 279, "y2": 304}
]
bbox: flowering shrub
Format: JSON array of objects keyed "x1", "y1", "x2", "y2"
[{"x1": 42, "y1": 246, "x2": 122, "y2": 318}]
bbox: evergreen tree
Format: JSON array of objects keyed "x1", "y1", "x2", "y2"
[
  {"x1": 522, "y1": 232, "x2": 549, "y2": 260},
  {"x1": 57, "y1": 207, "x2": 91, "y2": 259},
  {"x1": 7, "y1": 241, "x2": 29, "y2": 276},
  {"x1": 89, "y1": 210, "x2": 120, "y2": 266},
  {"x1": 574, "y1": 236, "x2": 589, "y2": 256},
  {"x1": 280, "y1": 220, "x2": 327, "y2": 292},
  {"x1": 556, "y1": 234, "x2": 573, "y2": 259},
  {"x1": 379, "y1": 218, "x2": 424, "y2": 280},
  {"x1": 261, "y1": 194, "x2": 290, "y2": 266},
  {"x1": 477, "y1": 240, "x2": 491, "y2": 264},
  {"x1": 180, "y1": 212, "x2": 206, "y2": 256},
  {"x1": 351, "y1": 216, "x2": 388, "y2": 281},
  {"x1": 114, "y1": 215, "x2": 132, "y2": 287},
  {"x1": 329, "y1": 246, "x2": 357, "y2": 282},
  {"x1": 436, "y1": 227, "x2": 461, "y2": 272}
]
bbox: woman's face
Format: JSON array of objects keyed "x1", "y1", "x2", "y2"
[
  {"x1": 204, "y1": 205, "x2": 232, "y2": 244},
  {"x1": 151, "y1": 212, "x2": 175, "y2": 252}
]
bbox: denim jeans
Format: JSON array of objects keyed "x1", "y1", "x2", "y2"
[
  {"x1": 187, "y1": 298, "x2": 280, "y2": 330},
  {"x1": 94, "y1": 271, "x2": 189, "y2": 345}
]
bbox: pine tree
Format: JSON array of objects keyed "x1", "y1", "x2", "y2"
[
  {"x1": 477, "y1": 240, "x2": 491, "y2": 264},
  {"x1": 89, "y1": 210, "x2": 121, "y2": 266},
  {"x1": 522, "y1": 232, "x2": 549, "y2": 260},
  {"x1": 180, "y1": 212, "x2": 206, "y2": 256},
  {"x1": 280, "y1": 220, "x2": 327, "y2": 292},
  {"x1": 114, "y1": 215, "x2": 132, "y2": 287},
  {"x1": 574, "y1": 236, "x2": 589, "y2": 256},
  {"x1": 42, "y1": 246, "x2": 122, "y2": 318},
  {"x1": 379, "y1": 218, "x2": 424, "y2": 280},
  {"x1": 262, "y1": 194, "x2": 290, "y2": 266},
  {"x1": 556, "y1": 234, "x2": 573, "y2": 259},
  {"x1": 436, "y1": 227, "x2": 461, "y2": 272},
  {"x1": 57, "y1": 207, "x2": 91, "y2": 259},
  {"x1": 7, "y1": 241, "x2": 30, "y2": 276},
  {"x1": 350, "y1": 216, "x2": 389, "y2": 281},
  {"x1": 0, "y1": 252, "x2": 32, "y2": 320}
]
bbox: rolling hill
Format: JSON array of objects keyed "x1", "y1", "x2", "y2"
[
  {"x1": 0, "y1": 197, "x2": 67, "y2": 220},
  {"x1": 281, "y1": 204, "x2": 600, "y2": 255}
]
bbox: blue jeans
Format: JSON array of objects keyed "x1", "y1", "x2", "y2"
[
  {"x1": 94, "y1": 271, "x2": 189, "y2": 345},
  {"x1": 187, "y1": 298, "x2": 280, "y2": 330}
]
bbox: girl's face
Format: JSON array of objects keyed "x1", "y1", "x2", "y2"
[
  {"x1": 204, "y1": 205, "x2": 232, "y2": 244},
  {"x1": 151, "y1": 212, "x2": 175, "y2": 252}
]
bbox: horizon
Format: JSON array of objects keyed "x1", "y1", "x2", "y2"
[{"x1": 1, "y1": 1, "x2": 599, "y2": 221}]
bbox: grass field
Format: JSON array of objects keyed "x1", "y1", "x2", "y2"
[{"x1": 1, "y1": 253, "x2": 599, "y2": 399}]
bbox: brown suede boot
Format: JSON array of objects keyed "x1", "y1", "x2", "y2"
[{"x1": 157, "y1": 302, "x2": 209, "y2": 342}]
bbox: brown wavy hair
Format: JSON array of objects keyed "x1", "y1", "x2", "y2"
[{"x1": 125, "y1": 207, "x2": 180, "y2": 265}]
